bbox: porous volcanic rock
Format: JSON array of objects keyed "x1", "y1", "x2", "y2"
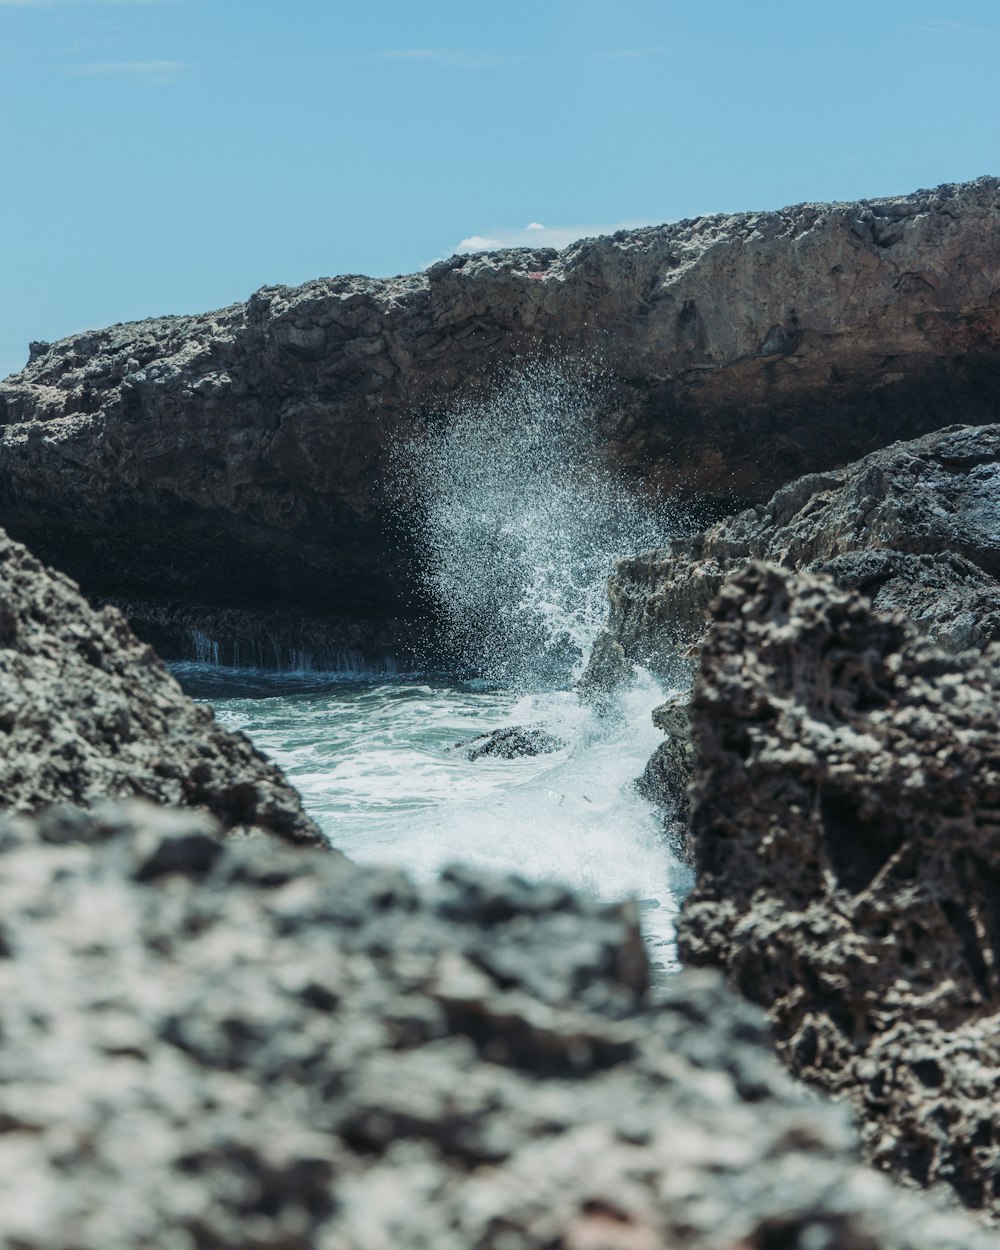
[
  {"x1": 460, "y1": 724, "x2": 565, "y2": 761},
  {"x1": 679, "y1": 563, "x2": 1000, "y2": 1218},
  {"x1": 585, "y1": 422, "x2": 1000, "y2": 687},
  {"x1": 635, "y1": 694, "x2": 696, "y2": 863},
  {"x1": 2, "y1": 179, "x2": 1000, "y2": 627},
  {"x1": 0, "y1": 801, "x2": 993, "y2": 1250},
  {"x1": 0, "y1": 527, "x2": 320, "y2": 843}
]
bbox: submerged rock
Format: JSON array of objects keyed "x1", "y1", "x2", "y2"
[
  {"x1": 0, "y1": 527, "x2": 321, "y2": 844},
  {"x1": 679, "y1": 563, "x2": 1000, "y2": 1218},
  {"x1": 2, "y1": 180, "x2": 1000, "y2": 629},
  {"x1": 0, "y1": 800, "x2": 992, "y2": 1249},
  {"x1": 460, "y1": 724, "x2": 565, "y2": 761}
]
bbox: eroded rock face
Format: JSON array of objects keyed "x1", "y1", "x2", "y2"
[
  {"x1": 679, "y1": 563, "x2": 1000, "y2": 1217},
  {"x1": 0, "y1": 528, "x2": 320, "y2": 844},
  {"x1": 0, "y1": 801, "x2": 992, "y2": 1250},
  {"x1": 586, "y1": 422, "x2": 1000, "y2": 684},
  {"x1": 2, "y1": 179, "x2": 1000, "y2": 625}
]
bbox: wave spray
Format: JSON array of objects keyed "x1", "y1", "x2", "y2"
[{"x1": 400, "y1": 359, "x2": 677, "y2": 687}]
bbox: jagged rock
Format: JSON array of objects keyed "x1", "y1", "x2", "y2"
[
  {"x1": 460, "y1": 724, "x2": 565, "y2": 761},
  {"x1": 582, "y1": 423, "x2": 1000, "y2": 856},
  {"x1": 635, "y1": 696, "x2": 695, "y2": 862},
  {"x1": 678, "y1": 563, "x2": 1000, "y2": 1218},
  {"x1": 585, "y1": 422, "x2": 1000, "y2": 685},
  {"x1": 2, "y1": 180, "x2": 1000, "y2": 629},
  {"x1": 0, "y1": 801, "x2": 993, "y2": 1250},
  {"x1": 0, "y1": 527, "x2": 321, "y2": 844}
]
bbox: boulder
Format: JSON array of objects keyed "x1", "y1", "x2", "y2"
[
  {"x1": 460, "y1": 724, "x2": 565, "y2": 761},
  {"x1": 634, "y1": 695, "x2": 696, "y2": 862},
  {"x1": 679, "y1": 563, "x2": 1000, "y2": 1217},
  {"x1": 0, "y1": 800, "x2": 992, "y2": 1249},
  {"x1": 0, "y1": 526, "x2": 321, "y2": 844}
]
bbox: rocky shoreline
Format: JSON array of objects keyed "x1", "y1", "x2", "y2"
[
  {"x1": 2, "y1": 178, "x2": 1000, "y2": 658},
  {"x1": 4, "y1": 180, "x2": 1000, "y2": 1244}
]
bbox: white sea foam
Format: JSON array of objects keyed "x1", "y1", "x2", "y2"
[
  {"x1": 184, "y1": 359, "x2": 695, "y2": 973},
  {"x1": 203, "y1": 670, "x2": 692, "y2": 973},
  {"x1": 396, "y1": 358, "x2": 682, "y2": 685}
]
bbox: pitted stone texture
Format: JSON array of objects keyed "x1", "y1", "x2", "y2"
[
  {"x1": 584, "y1": 423, "x2": 1000, "y2": 687},
  {"x1": 0, "y1": 802, "x2": 992, "y2": 1250},
  {"x1": 679, "y1": 563, "x2": 1000, "y2": 1218},
  {"x1": 0, "y1": 528, "x2": 320, "y2": 844},
  {"x1": 3, "y1": 180, "x2": 1000, "y2": 619}
]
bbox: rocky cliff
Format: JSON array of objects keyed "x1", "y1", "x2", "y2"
[
  {"x1": 2, "y1": 177, "x2": 999, "y2": 634},
  {"x1": 679, "y1": 564, "x2": 1000, "y2": 1220},
  {"x1": 2, "y1": 800, "x2": 993, "y2": 1250}
]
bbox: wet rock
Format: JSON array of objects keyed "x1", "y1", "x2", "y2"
[
  {"x1": 585, "y1": 422, "x2": 1000, "y2": 686},
  {"x1": 460, "y1": 724, "x2": 565, "y2": 761},
  {"x1": 678, "y1": 563, "x2": 1000, "y2": 1218},
  {"x1": 0, "y1": 527, "x2": 321, "y2": 844},
  {"x1": 635, "y1": 696, "x2": 695, "y2": 863},
  {"x1": 580, "y1": 423, "x2": 1000, "y2": 852},
  {"x1": 0, "y1": 800, "x2": 992, "y2": 1250},
  {"x1": 2, "y1": 180, "x2": 1000, "y2": 627}
]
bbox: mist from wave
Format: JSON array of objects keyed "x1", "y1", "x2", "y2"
[
  {"x1": 181, "y1": 360, "x2": 695, "y2": 972},
  {"x1": 394, "y1": 359, "x2": 684, "y2": 687}
]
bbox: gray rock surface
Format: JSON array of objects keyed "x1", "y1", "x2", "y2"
[
  {"x1": 582, "y1": 422, "x2": 1000, "y2": 857},
  {"x1": 2, "y1": 179, "x2": 1000, "y2": 628},
  {"x1": 679, "y1": 563, "x2": 1000, "y2": 1219},
  {"x1": 1, "y1": 800, "x2": 993, "y2": 1250},
  {"x1": 460, "y1": 724, "x2": 565, "y2": 761},
  {"x1": 635, "y1": 695, "x2": 696, "y2": 863},
  {"x1": 0, "y1": 526, "x2": 320, "y2": 843},
  {"x1": 585, "y1": 422, "x2": 1000, "y2": 685}
]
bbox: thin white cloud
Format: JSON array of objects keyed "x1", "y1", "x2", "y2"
[
  {"x1": 598, "y1": 45, "x2": 670, "y2": 59},
  {"x1": 382, "y1": 47, "x2": 524, "y2": 69},
  {"x1": 0, "y1": 0, "x2": 164, "y2": 6},
  {"x1": 454, "y1": 219, "x2": 660, "y2": 255},
  {"x1": 457, "y1": 234, "x2": 504, "y2": 250},
  {"x1": 913, "y1": 21, "x2": 987, "y2": 34},
  {"x1": 72, "y1": 58, "x2": 185, "y2": 82}
]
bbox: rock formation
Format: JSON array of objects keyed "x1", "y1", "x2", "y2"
[
  {"x1": 679, "y1": 563, "x2": 1000, "y2": 1219},
  {"x1": 0, "y1": 526, "x2": 320, "y2": 843},
  {"x1": 459, "y1": 724, "x2": 565, "y2": 761},
  {"x1": 1, "y1": 799, "x2": 993, "y2": 1249},
  {"x1": 1, "y1": 179, "x2": 999, "y2": 638},
  {"x1": 584, "y1": 421, "x2": 1000, "y2": 853},
  {"x1": 586, "y1": 421, "x2": 1000, "y2": 684}
]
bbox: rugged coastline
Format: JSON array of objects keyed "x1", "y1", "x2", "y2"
[
  {"x1": 1, "y1": 178, "x2": 1000, "y2": 661},
  {"x1": 4, "y1": 179, "x2": 1000, "y2": 1243}
]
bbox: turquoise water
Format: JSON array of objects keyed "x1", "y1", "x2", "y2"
[
  {"x1": 176, "y1": 664, "x2": 692, "y2": 976},
  {"x1": 175, "y1": 362, "x2": 694, "y2": 974}
]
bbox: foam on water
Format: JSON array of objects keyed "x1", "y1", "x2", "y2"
[
  {"x1": 179, "y1": 360, "x2": 695, "y2": 972},
  {"x1": 395, "y1": 359, "x2": 680, "y2": 685},
  {"x1": 193, "y1": 668, "x2": 693, "y2": 973}
]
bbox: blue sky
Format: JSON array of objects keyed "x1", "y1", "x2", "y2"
[{"x1": 1, "y1": 0, "x2": 998, "y2": 378}]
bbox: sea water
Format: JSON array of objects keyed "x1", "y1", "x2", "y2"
[{"x1": 172, "y1": 361, "x2": 694, "y2": 974}]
